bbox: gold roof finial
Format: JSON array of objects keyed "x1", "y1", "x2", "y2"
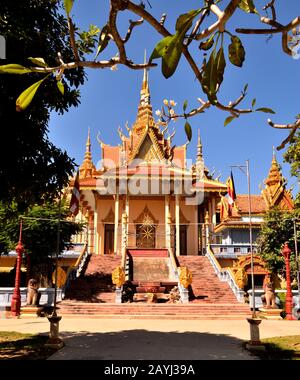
[
  {"x1": 197, "y1": 128, "x2": 203, "y2": 160},
  {"x1": 141, "y1": 50, "x2": 150, "y2": 97},
  {"x1": 86, "y1": 127, "x2": 91, "y2": 152},
  {"x1": 272, "y1": 145, "x2": 277, "y2": 163}
]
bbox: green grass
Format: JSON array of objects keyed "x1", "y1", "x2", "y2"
[
  {"x1": 0, "y1": 331, "x2": 58, "y2": 360},
  {"x1": 257, "y1": 335, "x2": 300, "y2": 360}
]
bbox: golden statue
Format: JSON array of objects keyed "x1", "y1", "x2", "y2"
[
  {"x1": 179, "y1": 267, "x2": 192, "y2": 288},
  {"x1": 233, "y1": 267, "x2": 248, "y2": 289},
  {"x1": 112, "y1": 266, "x2": 125, "y2": 288}
]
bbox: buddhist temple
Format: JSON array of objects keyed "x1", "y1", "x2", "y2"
[
  {"x1": 65, "y1": 68, "x2": 294, "y2": 303},
  {"x1": 1, "y1": 66, "x2": 296, "y2": 319},
  {"x1": 71, "y1": 67, "x2": 228, "y2": 257}
]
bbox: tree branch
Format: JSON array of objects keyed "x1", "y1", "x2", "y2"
[
  {"x1": 67, "y1": 16, "x2": 80, "y2": 62},
  {"x1": 123, "y1": 18, "x2": 144, "y2": 43},
  {"x1": 268, "y1": 118, "x2": 300, "y2": 150},
  {"x1": 195, "y1": 0, "x2": 241, "y2": 40}
]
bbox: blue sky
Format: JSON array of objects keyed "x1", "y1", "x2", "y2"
[{"x1": 48, "y1": 0, "x2": 300, "y2": 196}]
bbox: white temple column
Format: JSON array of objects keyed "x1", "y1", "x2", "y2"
[
  {"x1": 94, "y1": 207, "x2": 98, "y2": 254},
  {"x1": 114, "y1": 189, "x2": 119, "y2": 254},
  {"x1": 194, "y1": 206, "x2": 198, "y2": 255},
  {"x1": 125, "y1": 193, "x2": 129, "y2": 237},
  {"x1": 165, "y1": 195, "x2": 171, "y2": 250},
  {"x1": 212, "y1": 197, "x2": 216, "y2": 225},
  {"x1": 175, "y1": 194, "x2": 180, "y2": 256}
]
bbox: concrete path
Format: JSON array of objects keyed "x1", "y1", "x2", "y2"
[{"x1": 1, "y1": 317, "x2": 299, "y2": 360}]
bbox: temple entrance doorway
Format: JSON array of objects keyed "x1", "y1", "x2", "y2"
[{"x1": 104, "y1": 224, "x2": 114, "y2": 254}]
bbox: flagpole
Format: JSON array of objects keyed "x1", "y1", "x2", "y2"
[
  {"x1": 230, "y1": 161, "x2": 256, "y2": 318},
  {"x1": 46, "y1": 190, "x2": 64, "y2": 349},
  {"x1": 246, "y1": 160, "x2": 256, "y2": 318},
  {"x1": 52, "y1": 191, "x2": 61, "y2": 318}
]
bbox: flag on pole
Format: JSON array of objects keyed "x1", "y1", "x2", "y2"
[
  {"x1": 226, "y1": 171, "x2": 236, "y2": 215},
  {"x1": 70, "y1": 171, "x2": 80, "y2": 216},
  {"x1": 220, "y1": 195, "x2": 228, "y2": 220}
]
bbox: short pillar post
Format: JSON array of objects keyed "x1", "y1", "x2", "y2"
[
  {"x1": 45, "y1": 315, "x2": 64, "y2": 349},
  {"x1": 246, "y1": 318, "x2": 265, "y2": 351}
]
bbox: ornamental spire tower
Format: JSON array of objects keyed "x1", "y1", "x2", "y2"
[
  {"x1": 261, "y1": 150, "x2": 294, "y2": 210},
  {"x1": 196, "y1": 128, "x2": 205, "y2": 179},
  {"x1": 133, "y1": 51, "x2": 155, "y2": 135},
  {"x1": 79, "y1": 127, "x2": 96, "y2": 179}
]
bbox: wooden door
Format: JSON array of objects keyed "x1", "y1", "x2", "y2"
[{"x1": 104, "y1": 224, "x2": 114, "y2": 254}]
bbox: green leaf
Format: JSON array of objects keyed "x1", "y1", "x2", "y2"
[
  {"x1": 16, "y1": 77, "x2": 47, "y2": 112},
  {"x1": 252, "y1": 98, "x2": 256, "y2": 108},
  {"x1": 238, "y1": 0, "x2": 258, "y2": 14},
  {"x1": 95, "y1": 25, "x2": 110, "y2": 60},
  {"x1": 175, "y1": 9, "x2": 201, "y2": 34},
  {"x1": 256, "y1": 107, "x2": 276, "y2": 114},
  {"x1": 224, "y1": 116, "x2": 235, "y2": 127},
  {"x1": 150, "y1": 34, "x2": 183, "y2": 79},
  {"x1": 57, "y1": 80, "x2": 64, "y2": 95},
  {"x1": 64, "y1": 0, "x2": 74, "y2": 17},
  {"x1": 28, "y1": 57, "x2": 48, "y2": 67},
  {"x1": 185, "y1": 121, "x2": 192, "y2": 141},
  {"x1": 228, "y1": 36, "x2": 245, "y2": 67},
  {"x1": 150, "y1": 9, "x2": 201, "y2": 79},
  {"x1": 183, "y1": 100, "x2": 188, "y2": 112},
  {"x1": 243, "y1": 83, "x2": 249, "y2": 93},
  {"x1": 0, "y1": 64, "x2": 32, "y2": 74},
  {"x1": 199, "y1": 34, "x2": 215, "y2": 51},
  {"x1": 202, "y1": 47, "x2": 226, "y2": 104}
]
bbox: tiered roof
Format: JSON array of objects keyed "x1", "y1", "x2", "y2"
[{"x1": 74, "y1": 66, "x2": 227, "y2": 196}]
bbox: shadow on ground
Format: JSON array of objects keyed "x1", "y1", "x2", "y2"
[{"x1": 47, "y1": 330, "x2": 259, "y2": 360}]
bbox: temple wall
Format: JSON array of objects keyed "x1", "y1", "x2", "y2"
[{"x1": 94, "y1": 196, "x2": 198, "y2": 255}]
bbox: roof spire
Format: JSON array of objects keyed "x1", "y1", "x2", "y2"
[
  {"x1": 197, "y1": 128, "x2": 203, "y2": 160},
  {"x1": 272, "y1": 145, "x2": 277, "y2": 163},
  {"x1": 86, "y1": 127, "x2": 91, "y2": 153},
  {"x1": 79, "y1": 127, "x2": 96, "y2": 179},
  {"x1": 140, "y1": 50, "x2": 150, "y2": 106},
  {"x1": 196, "y1": 128, "x2": 205, "y2": 179}
]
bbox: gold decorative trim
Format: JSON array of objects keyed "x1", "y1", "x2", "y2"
[{"x1": 133, "y1": 205, "x2": 159, "y2": 225}]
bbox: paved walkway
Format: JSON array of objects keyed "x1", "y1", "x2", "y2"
[{"x1": 1, "y1": 317, "x2": 299, "y2": 360}]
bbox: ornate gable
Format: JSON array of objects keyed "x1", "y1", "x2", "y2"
[
  {"x1": 262, "y1": 154, "x2": 294, "y2": 210},
  {"x1": 134, "y1": 205, "x2": 159, "y2": 225}
]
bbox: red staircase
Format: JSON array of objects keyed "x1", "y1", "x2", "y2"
[
  {"x1": 178, "y1": 256, "x2": 239, "y2": 303},
  {"x1": 58, "y1": 253, "x2": 251, "y2": 319},
  {"x1": 63, "y1": 254, "x2": 121, "y2": 303}
]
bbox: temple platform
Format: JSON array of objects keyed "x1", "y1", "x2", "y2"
[{"x1": 258, "y1": 307, "x2": 283, "y2": 320}]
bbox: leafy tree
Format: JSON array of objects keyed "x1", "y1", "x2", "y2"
[
  {"x1": 257, "y1": 207, "x2": 300, "y2": 280},
  {"x1": 0, "y1": 200, "x2": 84, "y2": 285},
  {"x1": 1, "y1": 0, "x2": 299, "y2": 148},
  {"x1": 0, "y1": 0, "x2": 85, "y2": 208}
]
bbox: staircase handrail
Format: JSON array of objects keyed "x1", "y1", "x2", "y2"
[
  {"x1": 168, "y1": 248, "x2": 179, "y2": 279},
  {"x1": 206, "y1": 244, "x2": 245, "y2": 303},
  {"x1": 121, "y1": 247, "x2": 127, "y2": 271},
  {"x1": 62, "y1": 243, "x2": 89, "y2": 298}
]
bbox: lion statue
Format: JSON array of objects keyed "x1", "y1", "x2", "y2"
[
  {"x1": 261, "y1": 281, "x2": 277, "y2": 309},
  {"x1": 26, "y1": 278, "x2": 39, "y2": 306}
]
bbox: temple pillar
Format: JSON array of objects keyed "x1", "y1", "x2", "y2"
[
  {"x1": 194, "y1": 206, "x2": 198, "y2": 255},
  {"x1": 121, "y1": 211, "x2": 128, "y2": 257},
  {"x1": 114, "y1": 189, "x2": 119, "y2": 254},
  {"x1": 212, "y1": 197, "x2": 216, "y2": 226},
  {"x1": 205, "y1": 211, "x2": 210, "y2": 248},
  {"x1": 88, "y1": 210, "x2": 94, "y2": 253},
  {"x1": 165, "y1": 195, "x2": 171, "y2": 250},
  {"x1": 94, "y1": 207, "x2": 98, "y2": 254},
  {"x1": 175, "y1": 194, "x2": 180, "y2": 256},
  {"x1": 125, "y1": 193, "x2": 129, "y2": 239}
]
